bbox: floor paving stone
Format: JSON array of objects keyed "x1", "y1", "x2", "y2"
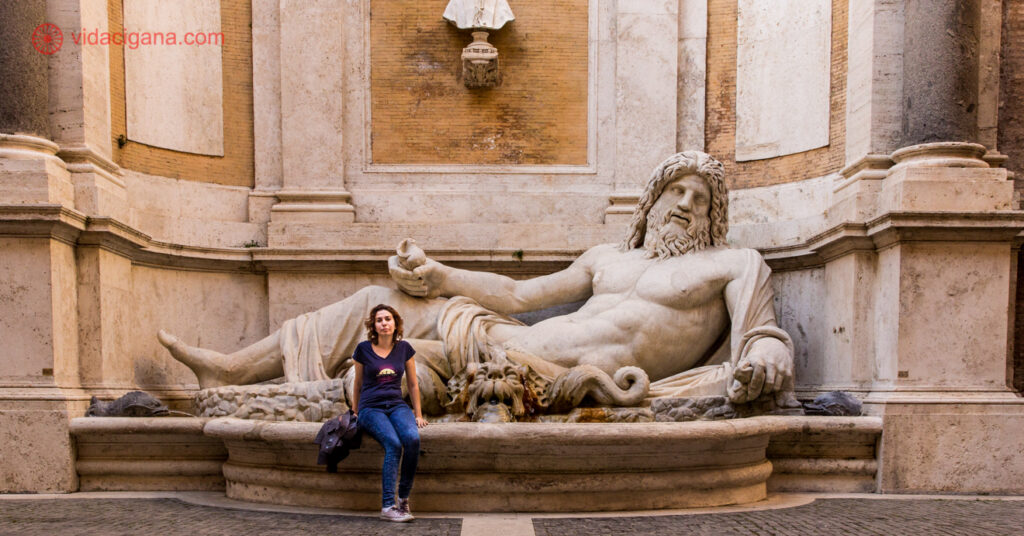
[
  {"x1": 1, "y1": 497, "x2": 1022, "y2": 536},
  {"x1": 0, "y1": 498, "x2": 460, "y2": 536},
  {"x1": 534, "y1": 499, "x2": 1024, "y2": 536}
]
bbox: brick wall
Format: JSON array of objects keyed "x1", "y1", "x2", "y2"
[
  {"x1": 369, "y1": 0, "x2": 589, "y2": 166},
  {"x1": 705, "y1": 0, "x2": 848, "y2": 189},
  {"x1": 107, "y1": 0, "x2": 254, "y2": 187}
]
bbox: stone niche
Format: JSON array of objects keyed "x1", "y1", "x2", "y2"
[{"x1": 369, "y1": 0, "x2": 589, "y2": 166}]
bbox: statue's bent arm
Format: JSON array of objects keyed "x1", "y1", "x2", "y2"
[
  {"x1": 721, "y1": 250, "x2": 794, "y2": 403},
  {"x1": 435, "y1": 245, "x2": 603, "y2": 315}
]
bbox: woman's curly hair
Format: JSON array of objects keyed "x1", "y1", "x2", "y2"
[
  {"x1": 620, "y1": 151, "x2": 728, "y2": 251},
  {"x1": 365, "y1": 303, "x2": 404, "y2": 345}
]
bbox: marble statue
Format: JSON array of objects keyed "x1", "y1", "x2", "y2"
[
  {"x1": 159, "y1": 152, "x2": 798, "y2": 420},
  {"x1": 443, "y1": 0, "x2": 515, "y2": 31},
  {"x1": 444, "y1": 1, "x2": 514, "y2": 88},
  {"x1": 85, "y1": 391, "x2": 170, "y2": 417}
]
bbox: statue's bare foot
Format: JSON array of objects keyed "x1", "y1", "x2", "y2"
[{"x1": 157, "y1": 330, "x2": 234, "y2": 389}]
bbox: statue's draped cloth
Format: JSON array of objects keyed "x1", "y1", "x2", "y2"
[{"x1": 276, "y1": 248, "x2": 791, "y2": 401}]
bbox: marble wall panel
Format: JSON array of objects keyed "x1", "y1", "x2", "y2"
[
  {"x1": 49, "y1": 240, "x2": 81, "y2": 387},
  {"x1": 279, "y1": 0, "x2": 344, "y2": 190},
  {"x1": 771, "y1": 267, "x2": 827, "y2": 392},
  {"x1": 614, "y1": 0, "x2": 678, "y2": 189},
  {"x1": 128, "y1": 266, "x2": 269, "y2": 389},
  {"x1": 268, "y1": 273, "x2": 392, "y2": 331},
  {"x1": 821, "y1": 252, "x2": 877, "y2": 391},
  {"x1": 351, "y1": 191, "x2": 608, "y2": 225},
  {"x1": 893, "y1": 242, "x2": 1012, "y2": 389},
  {"x1": 76, "y1": 248, "x2": 133, "y2": 388},
  {"x1": 735, "y1": 0, "x2": 831, "y2": 161},
  {"x1": 123, "y1": 0, "x2": 224, "y2": 156},
  {"x1": 880, "y1": 406, "x2": 1024, "y2": 493},
  {"x1": 251, "y1": 0, "x2": 282, "y2": 191},
  {"x1": 0, "y1": 239, "x2": 57, "y2": 381},
  {"x1": 0, "y1": 404, "x2": 77, "y2": 492}
]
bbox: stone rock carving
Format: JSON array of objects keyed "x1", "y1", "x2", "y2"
[
  {"x1": 561, "y1": 407, "x2": 654, "y2": 423},
  {"x1": 443, "y1": 351, "x2": 650, "y2": 422},
  {"x1": 85, "y1": 391, "x2": 171, "y2": 417},
  {"x1": 159, "y1": 151, "x2": 799, "y2": 421},
  {"x1": 443, "y1": 1, "x2": 514, "y2": 88},
  {"x1": 545, "y1": 365, "x2": 649, "y2": 414},
  {"x1": 195, "y1": 379, "x2": 348, "y2": 422},
  {"x1": 802, "y1": 391, "x2": 863, "y2": 416},
  {"x1": 446, "y1": 359, "x2": 527, "y2": 422},
  {"x1": 443, "y1": 0, "x2": 515, "y2": 31}
]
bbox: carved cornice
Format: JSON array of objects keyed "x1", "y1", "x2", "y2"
[
  {"x1": 2, "y1": 205, "x2": 1022, "y2": 274},
  {"x1": 834, "y1": 153, "x2": 892, "y2": 192},
  {"x1": 272, "y1": 189, "x2": 353, "y2": 203},
  {"x1": 762, "y1": 211, "x2": 1024, "y2": 271},
  {"x1": 0, "y1": 204, "x2": 86, "y2": 246},
  {"x1": 57, "y1": 144, "x2": 125, "y2": 188}
]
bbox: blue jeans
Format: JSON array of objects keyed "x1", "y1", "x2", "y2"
[{"x1": 358, "y1": 403, "x2": 420, "y2": 508}]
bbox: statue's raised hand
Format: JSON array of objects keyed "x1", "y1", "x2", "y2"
[
  {"x1": 388, "y1": 239, "x2": 446, "y2": 298},
  {"x1": 727, "y1": 337, "x2": 794, "y2": 405}
]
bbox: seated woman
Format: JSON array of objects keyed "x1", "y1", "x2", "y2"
[{"x1": 351, "y1": 304, "x2": 428, "y2": 522}]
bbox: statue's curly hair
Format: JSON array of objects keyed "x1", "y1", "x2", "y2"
[{"x1": 620, "y1": 151, "x2": 728, "y2": 251}]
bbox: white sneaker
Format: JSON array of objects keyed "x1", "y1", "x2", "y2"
[
  {"x1": 380, "y1": 505, "x2": 413, "y2": 523},
  {"x1": 396, "y1": 497, "x2": 415, "y2": 520}
]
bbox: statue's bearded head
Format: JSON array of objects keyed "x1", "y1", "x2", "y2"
[{"x1": 621, "y1": 151, "x2": 728, "y2": 259}]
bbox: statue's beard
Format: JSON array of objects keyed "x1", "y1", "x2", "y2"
[{"x1": 643, "y1": 209, "x2": 711, "y2": 259}]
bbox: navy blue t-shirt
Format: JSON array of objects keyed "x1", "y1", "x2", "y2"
[{"x1": 353, "y1": 339, "x2": 416, "y2": 410}]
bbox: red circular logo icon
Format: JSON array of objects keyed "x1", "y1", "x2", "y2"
[{"x1": 32, "y1": 23, "x2": 63, "y2": 55}]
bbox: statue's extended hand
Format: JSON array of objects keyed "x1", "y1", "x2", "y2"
[
  {"x1": 728, "y1": 337, "x2": 793, "y2": 404},
  {"x1": 388, "y1": 239, "x2": 445, "y2": 298}
]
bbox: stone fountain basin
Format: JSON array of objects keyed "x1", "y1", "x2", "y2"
[
  {"x1": 208, "y1": 417, "x2": 775, "y2": 512},
  {"x1": 71, "y1": 415, "x2": 880, "y2": 512}
]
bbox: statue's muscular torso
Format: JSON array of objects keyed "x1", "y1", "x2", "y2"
[{"x1": 494, "y1": 244, "x2": 748, "y2": 381}]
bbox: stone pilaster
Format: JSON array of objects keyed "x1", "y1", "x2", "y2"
[
  {"x1": 268, "y1": 0, "x2": 355, "y2": 246},
  {"x1": 0, "y1": 219, "x2": 84, "y2": 492},
  {"x1": 47, "y1": 0, "x2": 127, "y2": 221},
  {"x1": 605, "y1": 0, "x2": 679, "y2": 225},
  {"x1": 868, "y1": 143, "x2": 1024, "y2": 493},
  {"x1": 249, "y1": 0, "x2": 284, "y2": 228}
]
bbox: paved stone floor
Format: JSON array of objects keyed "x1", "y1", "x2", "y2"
[
  {"x1": 0, "y1": 493, "x2": 1022, "y2": 536},
  {"x1": 0, "y1": 498, "x2": 461, "y2": 536},
  {"x1": 534, "y1": 498, "x2": 1024, "y2": 536}
]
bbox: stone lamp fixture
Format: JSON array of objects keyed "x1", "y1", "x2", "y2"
[{"x1": 443, "y1": 0, "x2": 515, "y2": 88}]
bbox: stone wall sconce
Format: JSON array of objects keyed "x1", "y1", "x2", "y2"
[{"x1": 443, "y1": 0, "x2": 515, "y2": 89}]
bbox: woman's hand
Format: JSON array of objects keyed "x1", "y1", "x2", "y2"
[{"x1": 415, "y1": 416, "x2": 428, "y2": 428}]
